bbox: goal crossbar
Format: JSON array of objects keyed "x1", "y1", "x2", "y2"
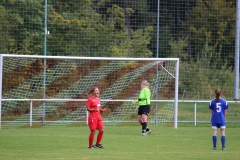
[{"x1": 0, "y1": 54, "x2": 179, "y2": 61}]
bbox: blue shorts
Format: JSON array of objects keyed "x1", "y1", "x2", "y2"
[{"x1": 212, "y1": 123, "x2": 226, "y2": 129}]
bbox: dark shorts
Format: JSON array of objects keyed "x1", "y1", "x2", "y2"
[
  {"x1": 211, "y1": 123, "x2": 226, "y2": 129},
  {"x1": 138, "y1": 105, "x2": 150, "y2": 116}
]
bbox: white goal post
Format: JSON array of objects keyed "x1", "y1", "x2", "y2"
[{"x1": 0, "y1": 54, "x2": 179, "y2": 129}]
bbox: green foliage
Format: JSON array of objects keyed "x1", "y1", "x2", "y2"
[
  {"x1": 157, "y1": 26, "x2": 173, "y2": 58},
  {"x1": 0, "y1": 0, "x2": 44, "y2": 55},
  {"x1": 46, "y1": 1, "x2": 154, "y2": 57},
  {"x1": 187, "y1": 0, "x2": 235, "y2": 66},
  {"x1": 179, "y1": 40, "x2": 234, "y2": 99},
  {"x1": 107, "y1": 5, "x2": 126, "y2": 30},
  {"x1": 169, "y1": 37, "x2": 188, "y2": 61},
  {"x1": 109, "y1": 26, "x2": 153, "y2": 57},
  {"x1": 0, "y1": 0, "x2": 237, "y2": 100},
  {"x1": 0, "y1": 0, "x2": 154, "y2": 57},
  {"x1": 0, "y1": 6, "x2": 10, "y2": 53}
]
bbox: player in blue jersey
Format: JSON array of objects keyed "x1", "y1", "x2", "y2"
[{"x1": 209, "y1": 88, "x2": 228, "y2": 150}]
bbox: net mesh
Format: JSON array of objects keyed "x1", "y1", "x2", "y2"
[{"x1": 1, "y1": 57, "x2": 177, "y2": 128}]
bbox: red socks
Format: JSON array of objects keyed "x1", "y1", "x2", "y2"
[
  {"x1": 96, "y1": 132, "x2": 103, "y2": 145},
  {"x1": 88, "y1": 132, "x2": 95, "y2": 146},
  {"x1": 89, "y1": 131, "x2": 104, "y2": 146}
]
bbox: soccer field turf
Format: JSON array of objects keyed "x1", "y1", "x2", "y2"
[{"x1": 0, "y1": 126, "x2": 239, "y2": 160}]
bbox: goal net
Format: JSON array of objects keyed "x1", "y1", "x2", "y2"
[{"x1": 0, "y1": 54, "x2": 179, "y2": 129}]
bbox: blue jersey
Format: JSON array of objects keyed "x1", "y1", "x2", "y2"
[{"x1": 209, "y1": 98, "x2": 228, "y2": 124}]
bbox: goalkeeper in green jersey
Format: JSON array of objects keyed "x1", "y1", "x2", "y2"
[{"x1": 133, "y1": 80, "x2": 151, "y2": 136}]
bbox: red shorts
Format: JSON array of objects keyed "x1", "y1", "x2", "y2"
[{"x1": 88, "y1": 118, "x2": 104, "y2": 131}]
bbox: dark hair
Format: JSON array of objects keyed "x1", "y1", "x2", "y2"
[
  {"x1": 215, "y1": 88, "x2": 221, "y2": 102},
  {"x1": 88, "y1": 87, "x2": 98, "y2": 95}
]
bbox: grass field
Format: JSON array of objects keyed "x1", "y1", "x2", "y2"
[{"x1": 0, "y1": 125, "x2": 240, "y2": 160}]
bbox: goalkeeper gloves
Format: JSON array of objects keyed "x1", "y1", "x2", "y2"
[
  {"x1": 133, "y1": 99, "x2": 138, "y2": 103},
  {"x1": 133, "y1": 98, "x2": 144, "y2": 103}
]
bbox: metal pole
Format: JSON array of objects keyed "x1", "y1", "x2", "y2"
[
  {"x1": 86, "y1": 109, "x2": 88, "y2": 125},
  {"x1": 156, "y1": 0, "x2": 160, "y2": 58},
  {"x1": 42, "y1": 0, "x2": 48, "y2": 126},
  {"x1": 194, "y1": 101, "x2": 197, "y2": 126},
  {"x1": 0, "y1": 55, "x2": 3, "y2": 130},
  {"x1": 174, "y1": 59, "x2": 179, "y2": 129},
  {"x1": 154, "y1": 0, "x2": 160, "y2": 126},
  {"x1": 30, "y1": 100, "x2": 32, "y2": 127},
  {"x1": 234, "y1": 0, "x2": 240, "y2": 100}
]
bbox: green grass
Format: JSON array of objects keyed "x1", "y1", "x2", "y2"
[{"x1": 0, "y1": 126, "x2": 240, "y2": 160}]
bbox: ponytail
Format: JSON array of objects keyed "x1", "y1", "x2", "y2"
[{"x1": 215, "y1": 88, "x2": 221, "y2": 102}]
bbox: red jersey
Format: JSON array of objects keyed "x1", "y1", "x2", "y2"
[{"x1": 86, "y1": 96, "x2": 102, "y2": 120}]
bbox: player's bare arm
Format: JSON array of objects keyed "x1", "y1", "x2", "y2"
[{"x1": 87, "y1": 106, "x2": 98, "y2": 112}]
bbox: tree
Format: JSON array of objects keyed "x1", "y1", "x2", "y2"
[
  {"x1": 46, "y1": 0, "x2": 153, "y2": 57},
  {"x1": 90, "y1": 0, "x2": 156, "y2": 57},
  {"x1": 0, "y1": 6, "x2": 11, "y2": 53},
  {"x1": 0, "y1": 0, "x2": 44, "y2": 55},
  {"x1": 186, "y1": 0, "x2": 235, "y2": 67}
]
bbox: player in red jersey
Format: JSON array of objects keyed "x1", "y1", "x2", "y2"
[{"x1": 86, "y1": 87, "x2": 106, "y2": 149}]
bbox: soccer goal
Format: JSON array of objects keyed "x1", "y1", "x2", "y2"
[{"x1": 0, "y1": 54, "x2": 179, "y2": 129}]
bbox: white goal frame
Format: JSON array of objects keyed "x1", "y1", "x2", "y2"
[{"x1": 0, "y1": 54, "x2": 179, "y2": 129}]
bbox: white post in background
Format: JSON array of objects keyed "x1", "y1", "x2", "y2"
[
  {"x1": 86, "y1": 109, "x2": 88, "y2": 125},
  {"x1": 194, "y1": 101, "x2": 197, "y2": 126},
  {"x1": 234, "y1": 0, "x2": 240, "y2": 100},
  {"x1": 174, "y1": 59, "x2": 179, "y2": 129},
  {"x1": 30, "y1": 100, "x2": 33, "y2": 127},
  {"x1": 0, "y1": 55, "x2": 3, "y2": 130}
]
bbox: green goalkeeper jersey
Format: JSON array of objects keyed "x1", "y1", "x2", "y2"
[{"x1": 138, "y1": 87, "x2": 151, "y2": 106}]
